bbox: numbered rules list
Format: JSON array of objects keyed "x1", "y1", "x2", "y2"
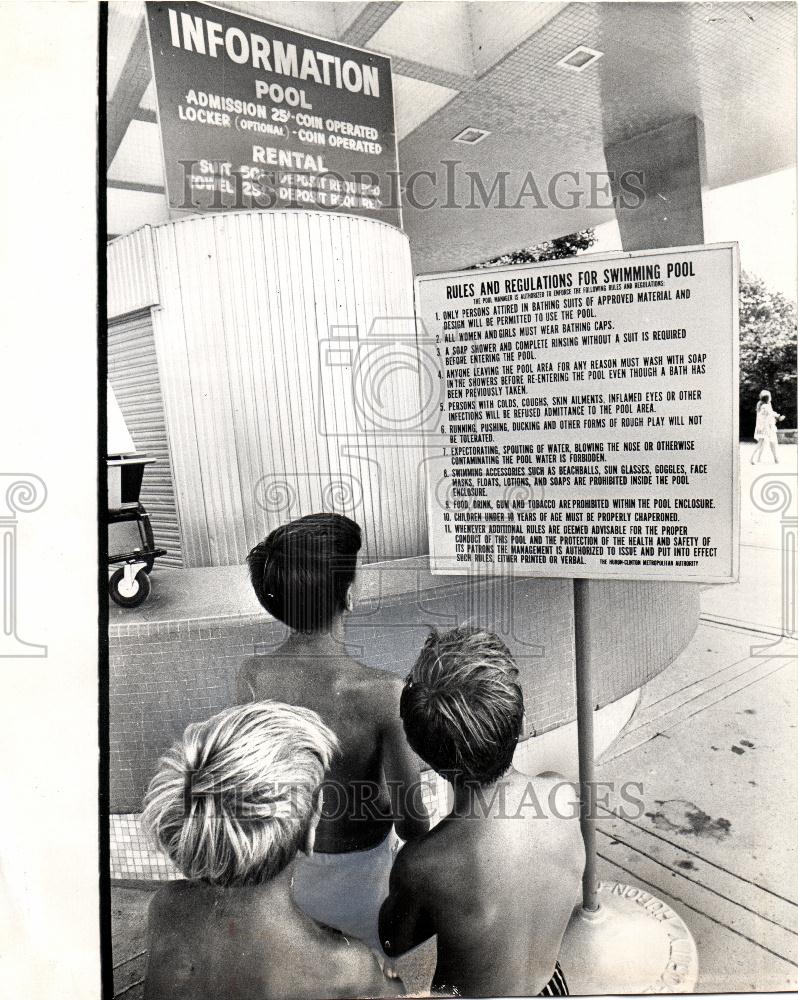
[{"x1": 416, "y1": 244, "x2": 740, "y2": 583}]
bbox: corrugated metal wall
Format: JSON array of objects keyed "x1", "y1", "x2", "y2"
[
  {"x1": 107, "y1": 227, "x2": 160, "y2": 319},
  {"x1": 108, "y1": 311, "x2": 184, "y2": 565},
  {"x1": 149, "y1": 211, "x2": 425, "y2": 567}
]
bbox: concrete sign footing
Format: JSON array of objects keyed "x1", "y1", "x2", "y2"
[{"x1": 558, "y1": 881, "x2": 699, "y2": 994}]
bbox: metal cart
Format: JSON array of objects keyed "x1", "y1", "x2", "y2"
[{"x1": 107, "y1": 454, "x2": 167, "y2": 608}]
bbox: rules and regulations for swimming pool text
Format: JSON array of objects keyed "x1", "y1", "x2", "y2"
[{"x1": 416, "y1": 244, "x2": 739, "y2": 583}]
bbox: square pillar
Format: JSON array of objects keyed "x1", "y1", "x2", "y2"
[{"x1": 605, "y1": 115, "x2": 707, "y2": 251}]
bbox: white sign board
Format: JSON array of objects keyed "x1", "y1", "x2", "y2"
[{"x1": 416, "y1": 243, "x2": 739, "y2": 583}]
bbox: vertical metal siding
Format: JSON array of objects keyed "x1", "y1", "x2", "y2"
[
  {"x1": 107, "y1": 311, "x2": 184, "y2": 565},
  {"x1": 107, "y1": 227, "x2": 160, "y2": 319},
  {"x1": 151, "y1": 211, "x2": 422, "y2": 567},
  {"x1": 149, "y1": 226, "x2": 213, "y2": 568}
]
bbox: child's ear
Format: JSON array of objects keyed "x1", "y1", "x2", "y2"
[
  {"x1": 303, "y1": 791, "x2": 323, "y2": 857},
  {"x1": 303, "y1": 821, "x2": 316, "y2": 857},
  {"x1": 344, "y1": 584, "x2": 354, "y2": 613}
]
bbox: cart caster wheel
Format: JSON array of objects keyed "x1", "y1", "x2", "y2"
[
  {"x1": 109, "y1": 567, "x2": 151, "y2": 608},
  {"x1": 143, "y1": 558, "x2": 155, "y2": 575}
]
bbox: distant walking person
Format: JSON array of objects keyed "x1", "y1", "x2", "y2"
[
  {"x1": 380, "y1": 626, "x2": 585, "y2": 997},
  {"x1": 751, "y1": 390, "x2": 784, "y2": 464}
]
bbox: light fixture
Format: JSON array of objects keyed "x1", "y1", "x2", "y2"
[
  {"x1": 452, "y1": 127, "x2": 491, "y2": 145},
  {"x1": 556, "y1": 45, "x2": 603, "y2": 72}
]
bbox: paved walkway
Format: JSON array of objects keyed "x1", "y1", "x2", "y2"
[
  {"x1": 702, "y1": 441, "x2": 796, "y2": 636},
  {"x1": 110, "y1": 443, "x2": 798, "y2": 995},
  {"x1": 596, "y1": 623, "x2": 797, "y2": 991},
  {"x1": 594, "y1": 442, "x2": 798, "y2": 991}
]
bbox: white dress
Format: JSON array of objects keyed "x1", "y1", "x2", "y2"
[{"x1": 754, "y1": 403, "x2": 778, "y2": 444}]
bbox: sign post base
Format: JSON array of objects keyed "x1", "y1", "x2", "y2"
[{"x1": 559, "y1": 881, "x2": 699, "y2": 995}]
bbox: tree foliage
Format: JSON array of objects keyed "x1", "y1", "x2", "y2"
[
  {"x1": 738, "y1": 272, "x2": 796, "y2": 436},
  {"x1": 470, "y1": 229, "x2": 597, "y2": 269},
  {"x1": 469, "y1": 240, "x2": 795, "y2": 437}
]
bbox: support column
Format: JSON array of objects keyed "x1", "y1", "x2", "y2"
[
  {"x1": 605, "y1": 115, "x2": 707, "y2": 251},
  {"x1": 600, "y1": 111, "x2": 707, "y2": 704}
]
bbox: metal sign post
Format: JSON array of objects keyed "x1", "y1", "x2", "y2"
[
  {"x1": 414, "y1": 246, "x2": 739, "y2": 994},
  {"x1": 558, "y1": 577, "x2": 699, "y2": 994},
  {"x1": 574, "y1": 578, "x2": 599, "y2": 913}
]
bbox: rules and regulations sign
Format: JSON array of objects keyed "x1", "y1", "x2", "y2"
[
  {"x1": 416, "y1": 244, "x2": 739, "y2": 583},
  {"x1": 145, "y1": 2, "x2": 400, "y2": 227}
]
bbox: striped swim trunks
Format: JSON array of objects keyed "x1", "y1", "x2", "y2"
[{"x1": 538, "y1": 961, "x2": 569, "y2": 996}]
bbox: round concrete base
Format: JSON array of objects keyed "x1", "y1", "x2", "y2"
[{"x1": 559, "y1": 881, "x2": 698, "y2": 994}]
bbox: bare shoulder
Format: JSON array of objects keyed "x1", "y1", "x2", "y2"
[
  {"x1": 237, "y1": 652, "x2": 259, "y2": 683},
  {"x1": 529, "y1": 773, "x2": 585, "y2": 858},
  {"x1": 345, "y1": 661, "x2": 404, "y2": 716},
  {"x1": 534, "y1": 771, "x2": 580, "y2": 808},
  {"x1": 391, "y1": 828, "x2": 438, "y2": 885},
  {"x1": 146, "y1": 886, "x2": 168, "y2": 929},
  {"x1": 236, "y1": 654, "x2": 264, "y2": 702},
  {"x1": 237, "y1": 651, "x2": 281, "y2": 688},
  {"x1": 146, "y1": 881, "x2": 188, "y2": 929},
  {"x1": 240, "y1": 651, "x2": 274, "y2": 677}
]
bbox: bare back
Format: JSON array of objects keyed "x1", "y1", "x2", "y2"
[
  {"x1": 383, "y1": 771, "x2": 585, "y2": 996},
  {"x1": 237, "y1": 647, "x2": 423, "y2": 852},
  {"x1": 144, "y1": 879, "x2": 394, "y2": 1000}
]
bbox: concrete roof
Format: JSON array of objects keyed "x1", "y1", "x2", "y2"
[{"x1": 106, "y1": 1, "x2": 797, "y2": 271}]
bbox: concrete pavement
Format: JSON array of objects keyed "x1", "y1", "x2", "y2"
[{"x1": 594, "y1": 442, "x2": 798, "y2": 991}]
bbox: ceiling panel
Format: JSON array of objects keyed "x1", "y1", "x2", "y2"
[
  {"x1": 139, "y1": 79, "x2": 157, "y2": 113},
  {"x1": 398, "y1": 1, "x2": 797, "y2": 273},
  {"x1": 107, "y1": 188, "x2": 169, "y2": 236},
  {"x1": 393, "y1": 74, "x2": 459, "y2": 142},
  {"x1": 333, "y1": 2, "x2": 370, "y2": 38},
  {"x1": 107, "y1": 1, "x2": 144, "y2": 98},
  {"x1": 469, "y1": 1, "x2": 566, "y2": 76},
  {"x1": 108, "y1": 121, "x2": 165, "y2": 188},
  {"x1": 369, "y1": 1, "x2": 474, "y2": 76},
  {"x1": 206, "y1": 1, "x2": 340, "y2": 36}
]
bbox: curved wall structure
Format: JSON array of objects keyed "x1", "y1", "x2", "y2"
[
  {"x1": 107, "y1": 560, "x2": 700, "y2": 879},
  {"x1": 147, "y1": 210, "x2": 426, "y2": 567},
  {"x1": 108, "y1": 558, "x2": 700, "y2": 813}
]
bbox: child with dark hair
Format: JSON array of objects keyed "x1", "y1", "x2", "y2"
[
  {"x1": 379, "y1": 626, "x2": 585, "y2": 997},
  {"x1": 238, "y1": 513, "x2": 429, "y2": 957},
  {"x1": 247, "y1": 512, "x2": 362, "y2": 633}
]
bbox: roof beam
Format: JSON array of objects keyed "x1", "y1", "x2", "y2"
[
  {"x1": 107, "y1": 179, "x2": 165, "y2": 196},
  {"x1": 339, "y1": 2, "x2": 400, "y2": 47},
  {"x1": 390, "y1": 56, "x2": 472, "y2": 91},
  {"x1": 106, "y1": 15, "x2": 152, "y2": 170},
  {"x1": 132, "y1": 107, "x2": 158, "y2": 124}
]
